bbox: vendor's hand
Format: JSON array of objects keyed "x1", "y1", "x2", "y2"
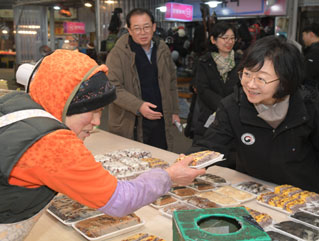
[
  {"x1": 139, "y1": 102, "x2": 163, "y2": 120},
  {"x1": 165, "y1": 154, "x2": 206, "y2": 186}
]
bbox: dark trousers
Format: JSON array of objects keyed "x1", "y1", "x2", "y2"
[{"x1": 142, "y1": 118, "x2": 167, "y2": 150}]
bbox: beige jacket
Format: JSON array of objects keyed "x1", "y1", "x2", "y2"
[{"x1": 106, "y1": 33, "x2": 179, "y2": 150}]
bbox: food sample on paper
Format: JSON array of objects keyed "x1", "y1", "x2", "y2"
[
  {"x1": 188, "y1": 179, "x2": 215, "y2": 191},
  {"x1": 274, "y1": 220, "x2": 319, "y2": 240},
  {"x1": 244, "y1": 207, "x2": 273, "y2": 228},
  {"x1": 197, "y1": 173, "x2": 227, "y2": 185},
  {"x1": 236, "y1": 181, "x2": 270, "y2": 195},
  {"x1": 177, "y1": 150, "x2": 223, "y2": 167}
]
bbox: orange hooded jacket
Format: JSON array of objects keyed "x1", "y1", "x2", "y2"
[{"x1": 8, "y1": 50, "x2": 117, "y2": 209}]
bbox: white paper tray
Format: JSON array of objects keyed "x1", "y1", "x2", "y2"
[
  {"x1": 159, "y1": 202, "x2": 198, "y2": 219},
  {"x1": 214, "y1": 185, "x2": 256, "y2": 203},
  {"x1": 46, "y1": 208, "x2": 101, "y2": 226},
  {"x1": 271, "y1": 221, "x2": 319, "y2": 241},
  {"x1": 289, "y1": 212, "x2": 319, "y2": 231},
  {"x1": 189, "y1": 155, "x2": 225, "y2": 169},
  {"x1": 195, "y1": 192, "x2": 240, "y2": 207},
  {"x1": 72, "y1": 218, "x2": 145, "y2": 241},
  {"x1": 265, "y1": 226, "x2": 302, "y2": 241}
]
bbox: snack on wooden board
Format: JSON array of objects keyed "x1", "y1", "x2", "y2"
[
  {"x1": 47, "y1": 195, "x2": 101, "y2": 223},
  {"x1": 244, "y1": 207, "x2": 272, "y2": 228},
  {"x1": 214, "y1": 185, "x2": 254, "y2": 201},
  {"x1": 74, "y1": 213, "x2": 141, "y2": 238},
  {"x1": 152, "y1": 195, "x2": 177, "y2": 207},
  {"x1": 183, "y1": 196, "x2": 218, "y2": 209},
  {"x1": 122, "y1": 233, "x2": 165, "y2": 241}
]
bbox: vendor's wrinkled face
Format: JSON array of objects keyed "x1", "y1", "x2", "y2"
[
  {"x1": 128, "y1": 13, "x2": 156, "y2": 50},
  {"x1": 211, "y1": 29, "x2": 236, "y2": 57},
  {"x1": 241, "y1": 59, "x2": 280, "y2": 105},
  {"x1": 65, "y1": 108, "x2": 103, "y2": 140}
]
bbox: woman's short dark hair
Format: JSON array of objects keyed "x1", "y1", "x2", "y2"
[
  {"x1": 238, "y1": 35, "x2": 304, "y2": 99},
  {"x1": 126, "y1": 8, "x2": 154, "y2": 28},
  {"x1": 209, "y1": 21, "x2": 237, "y2": 39}
]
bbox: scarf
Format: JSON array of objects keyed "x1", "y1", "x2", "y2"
[
  {"x1": 254, "y1": 96, "x2": 290, "y2": 129},
  {"x1": 212, "y1": 50, "x2": 235, "y2": 82}
]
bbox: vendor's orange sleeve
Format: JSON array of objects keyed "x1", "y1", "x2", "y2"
[{"x1": 9, "y1": 129, "x2": 117, "y2": 209}]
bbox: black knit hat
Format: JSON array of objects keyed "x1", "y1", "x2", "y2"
[{"x1": 66, "y1": 71, "x2": 116, "y2": 116}]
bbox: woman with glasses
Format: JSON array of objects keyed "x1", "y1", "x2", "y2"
[
  {"x1": 190, "y1": 35, "x2": 319, "y2": 193},
  {"x1": 192, "y1": 22, "x2": 241, "y2": 143}
]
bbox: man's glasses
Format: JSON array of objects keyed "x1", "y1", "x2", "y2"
[
  {"x1": 238, "y1": 71, "x2": 279, "y2": 88},
  {"x1": 131, "y1": 25, "x2": 152, "y2": 34},
  {"x1": 218, "y1": 36, "x2": 237, "y2": 42}
]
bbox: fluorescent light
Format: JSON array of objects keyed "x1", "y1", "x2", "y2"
[
  {"x1": 53, "y1": 5, "x2": 61, "y2": 10},
  {"x1": 84, "y1": 2, "x2": 92, "y2": 7},
  {"x1": 205, "y1": 1, "x2": 222, "y2": 8},
  {"x1": 104, "y1": 0, "x2": 115, "y2": 3},
  {"x1": 2, "y1": 29, "x2": 8, "y2": 34},
  {"x1": 156, "y1": 6, "x2": 167, "y2": 12}
]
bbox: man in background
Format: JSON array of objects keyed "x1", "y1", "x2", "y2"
[
  {"x1": 302, "y1": 23, "x2": 319, "y2": 90},
  {"x1": 106, "y1": 8, "x2": 180, "y2": 151}
]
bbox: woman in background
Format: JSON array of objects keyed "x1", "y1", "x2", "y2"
[{"x1": 193, "y1": 21, "x2": 241, "y2": 143}]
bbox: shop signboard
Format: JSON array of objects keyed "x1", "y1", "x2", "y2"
[
  {"x1": 63, "y1": 22, "x2": 85, "y2": 34},
  {"x1": 165, "y1": 2, "x2": 193, "y2": 22},
  {"x1": 212, "y1": 0, "x2": 286, "y2": 17}
]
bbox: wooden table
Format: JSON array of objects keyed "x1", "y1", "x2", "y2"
[{"x1": 25, "y1": 129, "x2": 288, "y2": 241}]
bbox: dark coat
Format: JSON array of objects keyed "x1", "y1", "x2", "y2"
[
  {"x1": 304, "y1": 42, "x2": 319, "y2": 90},
  {"x1": 191, "y1": 86, "x2": 319, "y2": 192},
  {"x1": 106, "y1": 33, "x2": 179, "y2": 151},
  {"x1": 194, "y1": 52, "x2": 241, "y2": 138}
]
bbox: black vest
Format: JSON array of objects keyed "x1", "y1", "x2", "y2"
[
  {"x1": 0, "y1": 92, "x2": 68, "y2": 223},
  {"x1": 129, "y1": 36, "x2": 163, "y2": 112}
]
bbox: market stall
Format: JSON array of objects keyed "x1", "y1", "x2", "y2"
[{"x1": 25, "y1": 129, "x2": 312, "y2": 241}]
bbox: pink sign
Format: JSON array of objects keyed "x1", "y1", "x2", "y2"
[
  {"x1": 165, "y1": 2, "x2": 193, "y2": 22},
  {"x1": 63, "y1": 22, "x2": 85, "y2": 34}
]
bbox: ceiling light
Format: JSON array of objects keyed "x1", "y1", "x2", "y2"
[
  {"x1": 53, "y1": 5, "x2": 61, "y2": 10},
  {"x1": 104, "y1": 0, "x2": 115, "y2": 3},
  {"x1": 84, "y1": 2, "x2": 92, "y2": 7},
  {"x1": 2, "y1": 29, "x2": 8, "y2": 34},
  {"x1": 205, "y1": 1, "x2": 222, "y2": 8},
  {"x1": 156, "y1": 6, "x2": 167, "y2": 12}
]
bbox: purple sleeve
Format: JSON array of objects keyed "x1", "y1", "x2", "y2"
[{"x1": 98, "y1": 168, "x2": 172, "y2": 217}]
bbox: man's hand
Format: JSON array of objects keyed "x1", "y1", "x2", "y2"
[
  {"x1": 172, "y1": 114, "x2": 180, "y2": 124},
  {"x1": 165, "y1": 154, "x2": 206, "y2": 186},
  {"x1": 139, "y1": 102, "x2": 163, "y2": 120}
]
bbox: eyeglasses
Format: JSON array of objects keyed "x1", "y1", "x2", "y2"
[
  {"x1": 131, "y1": 25, "x2": 152, "y2": 34},
  {"x1": 218, "y1": 36, "x2": 237, "y2": 42},
  {"x1": 238, "y1": 71, "x2": 279, "y2": 87}
]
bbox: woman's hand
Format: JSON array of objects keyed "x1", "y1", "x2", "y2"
[{"x1": 165, "y1": 154, "x2": 206, "y2": 186}]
